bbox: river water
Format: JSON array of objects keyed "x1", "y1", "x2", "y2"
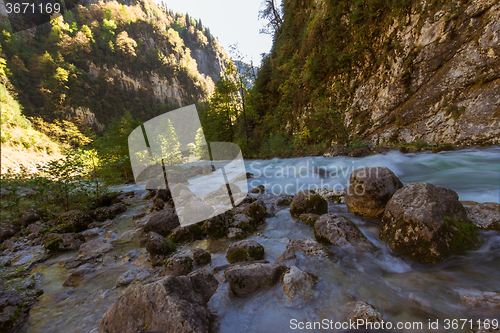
[{"x1": 21, "y1": 147, "x2": 500, "y2": 332}]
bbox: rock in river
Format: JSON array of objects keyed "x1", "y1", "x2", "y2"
[
  {"x1": 226, "y1": 240, "x2": 265, "y2": 264},
  {"x1": 290, "y1": 190, "x2": 328, "y2": 217},
  {"x1": 224, "y1": 262, "x2": 286, "y2": 297},
  {"x1": 144, "y1": 208, "x2": 180, "y2": 238},
  {"x1": 461, "y1": 201, "x2": 500, "y2": 230},
  {"x1": 380, "y1": 183, "x2": 479, "y2": 263},
  {"x1": 314, "y1": 213, "x2": 375, "y2": 251},
  {"x1": 99, "y1": 269, "x2": 218, "y2": 333},
  {"x1": 345, "y1": 166, "x2": 403, "y2": 218}
]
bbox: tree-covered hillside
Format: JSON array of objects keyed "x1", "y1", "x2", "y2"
[{"x1": 0, "y1": 0, "x2": 228, "y2": 129}]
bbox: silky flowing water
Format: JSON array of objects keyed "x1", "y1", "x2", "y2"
[{"x1": 20, "y1": 147, "x2": 500, "y2": 332}]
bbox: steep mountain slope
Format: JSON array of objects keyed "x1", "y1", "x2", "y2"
[
  {"x1": 0, "y1": 0, "x2": 229, "y2": 130},
  {"x1": 253, "y1": 0, "x2": 499, "y2": 146}
]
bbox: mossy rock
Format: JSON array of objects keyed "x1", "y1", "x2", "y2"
[
  {"x1": 290, "y1": 190, "x2": 328, "y2": 217},
  {"x1": 380, "y1": 183, "x2": 479, "y2": 263},
  {"x1": 226, "y1": 240, "x2": 265, "y2": 263}
]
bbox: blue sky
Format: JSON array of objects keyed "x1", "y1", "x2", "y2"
[{"x1": 154, "y1": 0, "x2": 273, "y2": 65}]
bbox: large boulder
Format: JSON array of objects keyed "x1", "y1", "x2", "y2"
[
  {"x1": 462, "y1": 201, "x2": 500, "y2": 230},
  {"x1": 43, "y1": 233, "x2": 85, "y2": 253},
  {"x1": 226, "y1": 240, "x2": 265, "y2": 264},
  {"x1": 345, "y1": 166, "x2": 403, "y2": 218},
  {"x1": 314, "y1": 214, "x2": 375, "y2": 250},
  {"x1": 380, "y1": 183, "x2": 479, "y2": 263},
  {"x1": 54, "y1": 210, "x2": 93, "y2": 233},
  {"x1": 224, "y1": 262, "x2": 286, "y2": 297},
  {"x1": 290, "y1": 190, "x2": 328, "y2": 217},
  {"x1": 99, "y1": 270, "x2": 218, "y2": 333},
  {"x1": 144, "y1": 208, "x2": 180, "y2": 237}
]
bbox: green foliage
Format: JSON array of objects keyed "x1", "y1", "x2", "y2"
[{"x1": 93, "y1": 111, "x2": 141, "y2": 183}]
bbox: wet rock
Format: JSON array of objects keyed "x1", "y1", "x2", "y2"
[
  {"x1": 183, "y1": 197, "x2": 215, "y2": 223},
  {"x1": 290, "y1": 190, "x2": 328, "y2": 218},
  {"x1": 275, "y1": 239, "x2": 328, "y2": 264},
  {"x1": 226, "y1": 240, "x2": 265, "y2": 264},
  {"x1": 168, "y1": 223, "x2": 203, "y2": 243},
  {"x1": 54, "y1": 210, "x2": 93, "y2": 233},
  {"x1": 192, "y1": 248, "x2": 211, "y2": 265},
  {"x1": 227, "y1": 228, "x2": 244, "y2": 240},
  {"x1": 276, "y1": 194, "x2": 293, "y2": 206},
  {"x1": 316, "y1": 188, "x2": 345, "y2": 204},
  {"x1": 63, "y1": 263, "x2": 96, "y2": 287},
  {"x1": 153, "y1": 189, "x2": 172, "y2": 202},
  {"x1": 282, "y1": 266, "x2": 318, "y2": 300},
  {"x1": 314, "y1": 214, "x2": 375, "y2": 250},
  {"x1": 116, "y1": 269, "x2": 150, "y2": 287},
  {"x1": 78, "y1": 238, "x2": 113, "y2": 256},
  {"x1": 151, "y1": 198, "x2": 165, "y2": 211},
  {"x1": 380, "y1": 183, "x2": 479, "y2": 263},
  {"x1": 92, "y1": 192, "x2": 122, "y2": 208},
  {"x1": 345, "y1": 166, "x2": 403, "y2": 218},
  {"x1": 323, "y1": 144, "x2": 347, "y2": 157},
  {"x1": 144, "y1": 208, "x2": 180, "y2": 238},
  {"x1": 43, "y1": 233, "x2": 85, "y2": 253},
  {"x1": 224, "y1": 262, "x2": 286, "y2": 297},
  {"x1": 99, "y1": 270, "x2": 218, "y2": 333},
  {"x1": 299, "y1": 213, "x2": 320, "y2": 227},
  {"x1": 462, "y1": 201, "x2": 500, "y2": 230},
  {"x1": 457, "y1": 289, "x2": 500, "y2": 309},
  {"x1": 165, "y1": 255, "x2": 193, "y2": 276},
  {"x1": 344, "y1": 301, "x2": 384, "y2": 325},
  {"x1": 467, "y1": 324, "x2": 500, "y2": 333},
  {"x1": 145, "y1": 232, "x2": 175, "y2": 258},
  {"x1": 59, "y1": 253, "x2": 102, "y2": 269},
  {"x1": 204, "y1": 183, "x2": 241, "y2": 201},
  {"x1": 203, "y1": 210, "x2": 232, "y2": 239},
  {"x1": 240, "y1": 200, "x2": 267, "y2": 223},
  {"x1": 250, "y1": 185, "x2": 266, "y2": 194},
  {"x1": 231, "y1": 214, "x2": 254, "y2": 231},
  {"x1": 82, "y1": 227, "x2": 101, "y2": 238}
]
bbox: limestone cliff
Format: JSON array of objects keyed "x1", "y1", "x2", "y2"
[
  {"x1": 347, "y1": 0, "x2": 499, "y2": 145},
  {"x1": 254, "y1": 0, "x2": 499, "y2": 147}
]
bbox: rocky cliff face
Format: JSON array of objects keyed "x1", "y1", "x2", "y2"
[{"x1": 346, "y1": 0, "x2": 499, "y2": 145}]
